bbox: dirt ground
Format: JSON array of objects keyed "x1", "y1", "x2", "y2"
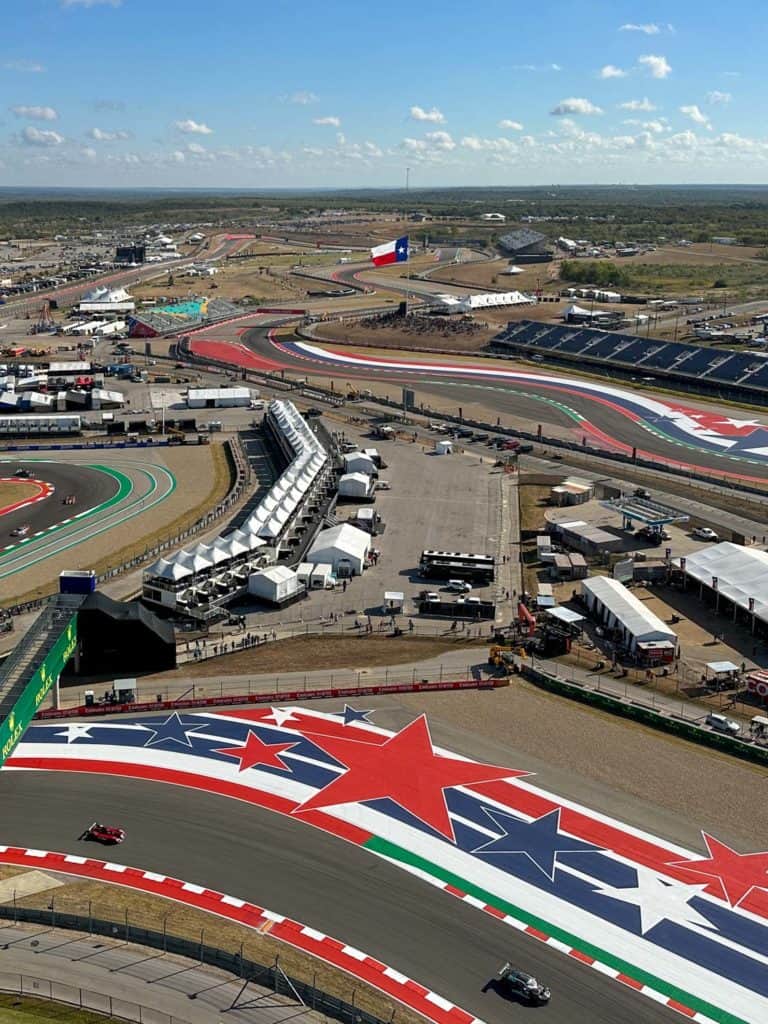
[
  {"x1": 313, "y1": 318, "x2": 496, "y2": 352},
  {"x1": 147, "y1": 634, "x2": 485, "y2": 681}
]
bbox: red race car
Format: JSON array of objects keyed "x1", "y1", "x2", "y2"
[{"x1": 80, "y1": 822, "x2": 125, "y2": 845}]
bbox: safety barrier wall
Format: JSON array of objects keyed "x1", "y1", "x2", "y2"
[
  {"x1": 520, "y1": 663, "x2": 768, "y2": 767},
  {"x1": 35, "y1": 678, "x2": 506, "y2": 721},
  {"x1": 0, "y1": 908, "x2": 386, "y2": 1024}
]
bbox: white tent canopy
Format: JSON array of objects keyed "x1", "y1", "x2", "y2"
[{"x1": 677, "y1": 543, "x2": 768, "y2": 624}]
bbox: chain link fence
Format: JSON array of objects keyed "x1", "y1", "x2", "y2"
[
  {"x1": 0, "y1": 969, "x2": 189, "y2": 1024},
  {"x1": 0, "y1": 902, "x2": 392, "y2": 1024}
]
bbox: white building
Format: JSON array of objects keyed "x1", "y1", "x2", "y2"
[
  {"x1": 307, "y1": 523, "x2": 370, "y2": 577},
  {"x1": 581, "y1": 576, "x2": 677, "y2": 654},
  {"x1": 338, "y1": 471, "x2": 373, "y2": 499},
  {"x1": 677, "y1": 543, "x2": 768, "y2": 631},
  {"x1": 343, "y1": 451, "x2": 377, "y2": 476},
  {"x1": 248, "y1": 565, "x2": 303, "y2": 605},
  {"x1": 78, "y1": 286, "x2": 135, "y2": 315},
  {"x1": 187, "y1": 387, "x2": 251, "y2": 409}
]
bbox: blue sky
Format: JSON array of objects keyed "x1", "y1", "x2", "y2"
[{"x1": 0, "y1": 0, "x2": 765, "y2": 188}]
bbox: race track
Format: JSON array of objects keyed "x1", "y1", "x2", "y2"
[
  {"x1": 0, "y1": 457, "x2": 176, "y2": 582},
  {"x1": 0, "y1": 772, "x2": 677, "y2": 1024},
  {"x1": 234, "y1": 329, "x2": 768, "y2": 481}
]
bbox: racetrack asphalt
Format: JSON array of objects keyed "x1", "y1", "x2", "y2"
[
  {"x1": 242, "y1": 327, "x2": 768, "y2": 481},
  {"x1": 0, "y1": 461, "x2": 118, "y2": 541},
  {"x1": 0, "y1": 770, "x2": 679, "y2": 1024}
]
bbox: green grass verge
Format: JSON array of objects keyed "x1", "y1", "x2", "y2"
[{"x1": 0, "y1": 995, "x2": 111, "y2": 1023}]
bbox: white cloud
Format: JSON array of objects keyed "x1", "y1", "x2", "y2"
[
  {"x1": 4, "y1": 60, "x2": 45, "y2": 73},
  {"x1": 680, "y1": 104, "x2": 711, "y2": 128},
  {"x1": 512, "y1": 63, "x2": 561, "y2": 72},
  {"x1": 425, "y1": 130, "x2": 456, "y2": 151},
  {"x1": 170, "y1": 150, "x2": 185, "y2": 163},
  {"x1": 638, "y1": 54, "x2": 672, "y2": 79},
  {"x1": 707, "y1": 90, "x2": 732, "y2": 105},
  {"x1": 11, "y1": 105, "x2": 58, "y2": 121},
  {"x1": 410, "y1": 105, "x2": 445, "y2": 123},
  {"x1": 550, "y1": 97, "x2": 603, "y2": 116},
  {"x1": 599, "y1": 65, "x2": 627, "y2": 79},
  {"x1": 187, "y1": 142, "x2": 206, "y2": 154},
  {"x1": 21, "y1": 125, "x2": 64, "y2": 146},
  {"x1": 88, "y1": 127, "x2": 130, "y2": 141},
  {"x1": 174, "y1": 119, "x2": 213, "y2": 135},
  {"x1": 313, "y1": 116, "x2": 341, "y2": 127},
  {"x1": 620, "y1": 22, "x2": 660, "y2": 34},
  {"x1": 81, "y1": 146, "x2": 97, "y2": 159},
  {"x1": 461, "y1": 136, "x2": 517, "y2": 153},
  {"x1": 643, "y1": 119, "x2": 667, "y2": 133},
  {"x1": 498, "y1": 119, "x2": 524, "y2": 131},
  {"x1": 286, "y1": 90, "x2": 318, "y2": 105},
  {"x1": 61, "y1": 0, "x2": 122, "y2": 7},
  {"x1": 619, "y1": 97, "x2": 656, "y2": 111}
]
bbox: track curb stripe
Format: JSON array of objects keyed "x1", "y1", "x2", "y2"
[
  {"x1": 0, "y1": 846, "x2": 480, "y2": 1024},
  {"x1": 0, "y1": 477, "x2": 55, "y2": 517}
]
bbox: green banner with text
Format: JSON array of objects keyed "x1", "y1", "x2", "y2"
[{"x1": 0, "y1": 614, "x2": 78, "y2": 766}]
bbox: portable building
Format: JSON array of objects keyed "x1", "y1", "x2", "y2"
[
  {"x1": 187, "y1": 387, "x2": 250, "y2": 409},
  {"x1": 338, "y1": 471, "x2": 373, "y2": 500},
  {"x1": 435, "y1": 439, "x2": 453, "y2": 455},
  {"x1": 310, "y1": 563, "x2": 334, "y2": 589},
  {"x1": 343, "y1": 451, "x2": 377, "y2": 476},
  {"x1": 248, "y1": 565, "x2": 303, "y2": 605}
]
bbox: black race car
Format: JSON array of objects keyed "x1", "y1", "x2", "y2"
[
  {"x1": 13, "y1": 468, "x2": 30, "y2": 478},
  {"x1": 497, "y1": 962, "x2": 551, "y2": 1005}
]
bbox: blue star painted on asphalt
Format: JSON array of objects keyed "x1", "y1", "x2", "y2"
[
  {"x1": 335, "y1": 704, "x2": 374, "y2": 725},
  {"x1": 473, "y1": 808, "x2": 604, "y2": 880},
  {"x1": 142, "y1": 712, "x2": 207, "y2": 748}
]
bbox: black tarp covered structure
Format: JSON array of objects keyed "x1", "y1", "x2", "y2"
[{"x1": 73, "y1": 592, "x2": 176, "y2": 675}]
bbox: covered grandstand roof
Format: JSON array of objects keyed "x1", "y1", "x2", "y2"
[
  {"x1": 677, "y1": 543, "x2": 768, "y2": 623},
  {"x1": 498, "y1": 229, "x2": 548, "y2": 253}
]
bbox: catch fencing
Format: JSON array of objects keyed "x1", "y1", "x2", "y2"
[
  {"x1": 0, "y1": 907, "x2": 390, "y2": 1024},
  {"x1": 0, "y1": 970, "x2": 189, "y2": 1024}
]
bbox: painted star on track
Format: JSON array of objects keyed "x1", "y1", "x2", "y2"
[
  {"x1": 294, "y1": 714, "x2": 527, "y2": 841},
  {"x1": 215, "y1": 730, "x2": 298, "y2": 773},
  {"x1": 667, "y1": 833, "x2": 768, "y2": 906}
]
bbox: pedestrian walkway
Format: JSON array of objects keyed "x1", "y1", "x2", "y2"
[{"x1": 0, "y1": 922, "x2": 320, "y2": 1024}]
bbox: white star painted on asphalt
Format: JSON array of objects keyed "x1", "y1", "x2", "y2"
[
  {"x1": 261, "y1": 707, "x2": 301, "y2": 727},
  {"x1": 593, "y1": 868, "x2": 713, "y2": 935},
  {"x1": 714, "y1": 418, "x2": 762, "y2": 429},
  {"x1": 55, "y1": 724, "x2": 96, "y2": 743}
]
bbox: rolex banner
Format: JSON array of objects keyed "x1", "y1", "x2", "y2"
[{"x1": 0, "y1": 614, "x2": 77, "y2": 766}]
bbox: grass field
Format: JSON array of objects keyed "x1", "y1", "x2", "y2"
[
  {"x1": 0, "y1": 996, "x2": 111, "y2": 1024},
  {"x1": 0, "y1": 482, "x2": 40, "y2": 508}
]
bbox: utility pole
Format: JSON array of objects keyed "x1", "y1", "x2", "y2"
[{"x1": 405, "y1": 167, "x2": 410, "y2": 193}]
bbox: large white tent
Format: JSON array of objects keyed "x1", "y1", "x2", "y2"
[
  {"x1": 581, "y1": 576, "x2": 677, "y2": 653},
  {"x1": 677, "y1": 543, "x2": 768, "y2": 626}
]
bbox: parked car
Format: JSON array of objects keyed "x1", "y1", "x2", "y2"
[
  {"x1": 446, "y1": 580, "x2": 472, "y2": 593},
  {"x1": 706, "y1": 712, "x2": 740, "y2": 736},
  {"x1": 692, "y1": 527, "x2": 719, "y2": 541}
]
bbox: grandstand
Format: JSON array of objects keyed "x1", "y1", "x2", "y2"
[
  {"x1": 128, "y1": 296, "x2": 243, "y2": 338},
  {"x1": 490, "y1": 320, "x2": 768, "y2": 403}
]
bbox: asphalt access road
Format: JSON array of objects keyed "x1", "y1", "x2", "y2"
[
  {"x1": 244, "y1": 327, "x2": 768, "y2": 480},
  {"x1": 0, "y1": 772, "x2": 679, "y2": 1024},
  {"x1": 0, "y1": 461, "x2": 118, "y2": 540}
]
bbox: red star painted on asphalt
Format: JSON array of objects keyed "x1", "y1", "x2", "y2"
[
  {"x1": 293, "y1": 714, "x2": 527, "y2": 841},
  {"x1": 215, "y1": 730, "x2": 298, "y2": 773},
  {"x1": 667, "y1": 833, "x2": 768, "y2": 906}
]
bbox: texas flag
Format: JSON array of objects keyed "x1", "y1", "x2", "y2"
[{"x1": 370, "y1": 235, "x2": 409, "y2": 267}]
